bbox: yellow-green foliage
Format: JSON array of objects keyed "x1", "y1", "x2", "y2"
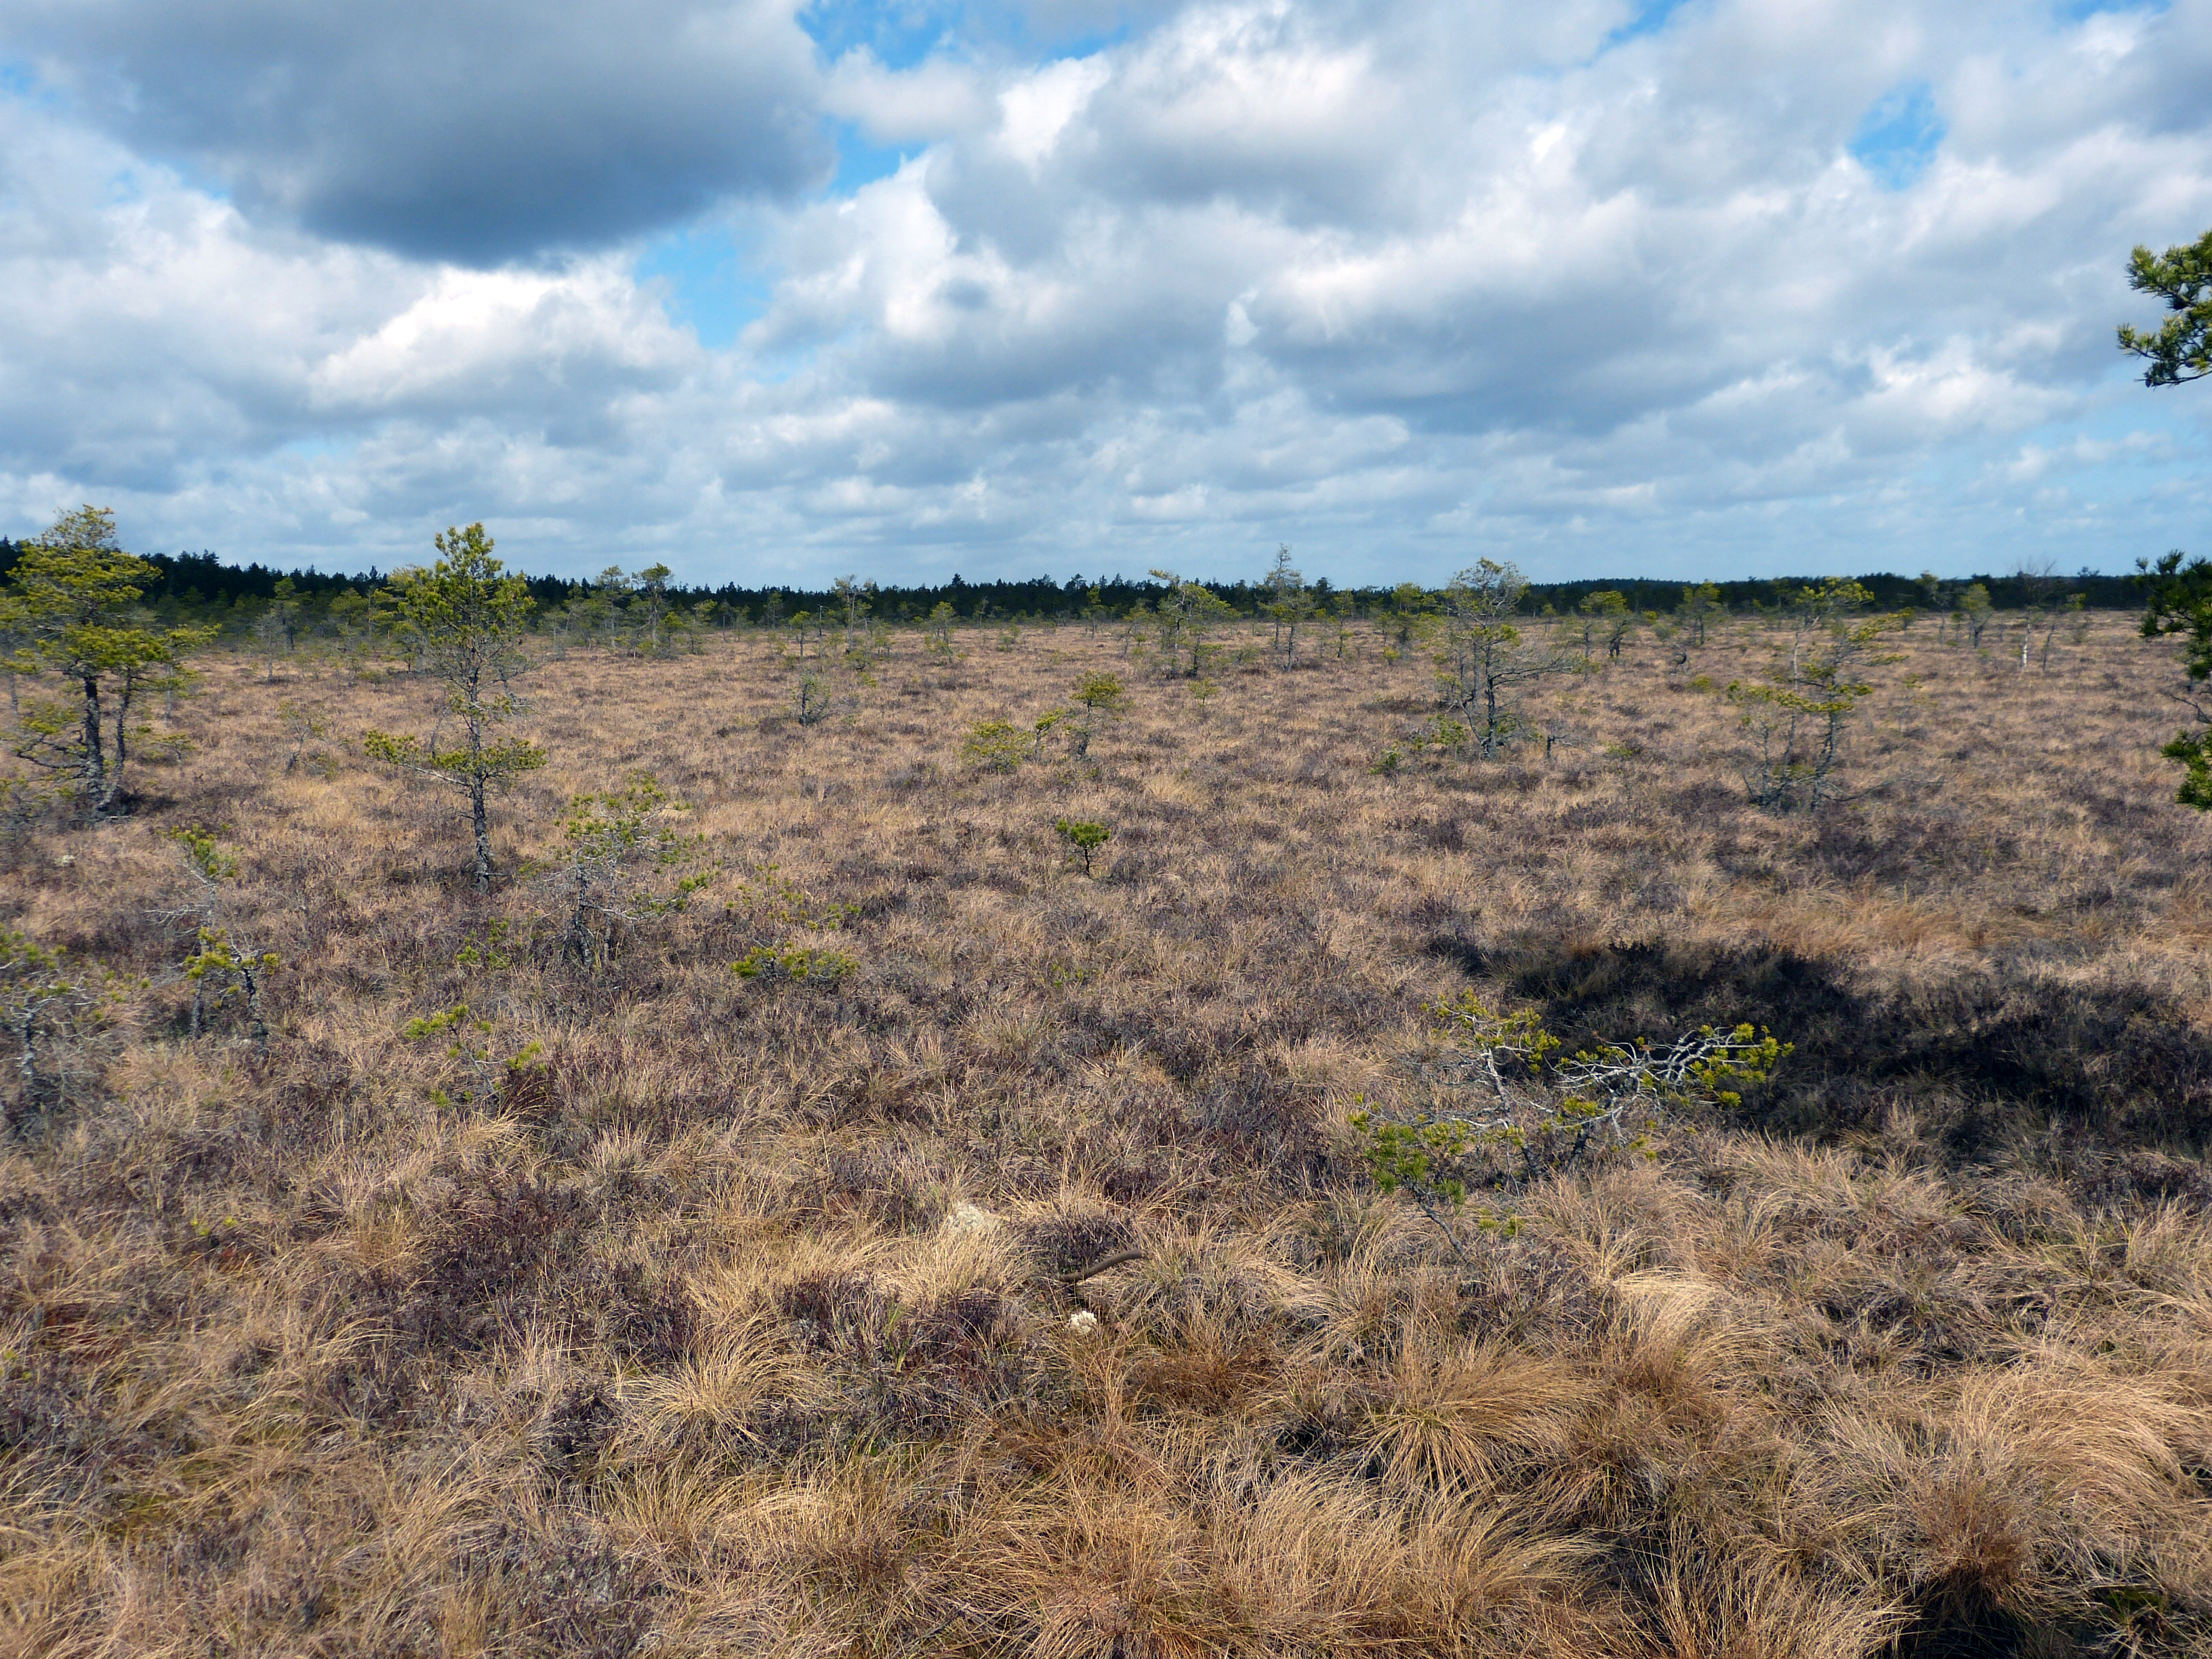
[
  {"x1": 1353, "y1": 993, "x2": 1788, "y2": 1258},
  {"x1": 731, "y1": 942, "x2": 857, "y2": 985},
  {"x1": 398, "y1": 1000, "x2": 545, "y2": 1109},
  {"x1": 1053, "y1": 816, "x2": 1112, "y2": 875},
  {"x1": 960, "y1": 716, "x2": 1034, "y2": 773}
]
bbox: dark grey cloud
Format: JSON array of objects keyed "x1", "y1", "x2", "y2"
[{"x1": 0, "y1": 0, "x2": 828, "y2": 264}]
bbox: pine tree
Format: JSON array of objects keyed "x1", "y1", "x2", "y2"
[
  {"x1": 363, "y1": 525, "x2": 546, "y2": 889},
  {"x1": 1, "y1": 506, "x2": 212, "y2": 816}
]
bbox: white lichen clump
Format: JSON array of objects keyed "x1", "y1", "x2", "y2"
[{"x1": 944, "y1": 1201, "x2": 1000, "y2": 1236}]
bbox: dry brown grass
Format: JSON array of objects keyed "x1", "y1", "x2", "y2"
[{"x1": 3, "y1": 611, "x2": 2211, "y2": 1656}]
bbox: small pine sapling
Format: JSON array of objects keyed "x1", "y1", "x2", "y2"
[
  {"x1": 362, "y1": 525, "x2": 547, "y2": 888},
  {"x1": 1036, "y1": 672, "x2": 1126, "y2": 762},
  {"x1": 1384, "y1": 583, "x2": 1429, "y2": 660},
  {"x1": 553, "y1": 771, "x2": 713, "y2": 973},
  {"x1": 0, "y1": 928, "x2": 123, "y2": 1122},
  {"x1": 165, "y1": 825, "x2": 280, "y2": 1042},
  {"x1": 1959, "y1": 582, "x2": 1995, "y2": 651},
  {"x1": 1431, "y1": 560, "x2": 1562, "y2": 758},
  {"x1": 278, "y1": 700, "x2": 332, "y2": 775},
  {"x1": 1727, "y1": 590, "x2": 1902, "y2": 815},
  {"x1": 401, "y1": 1002, "x2": 545, "y2": 1112},
  {"x1": 1576, "y1": 590, "x2": 1631, "y2": 663},
  {"x1": 1329, "y1": 593, "x2": 1357, "y2": 659},
  {"x1": 731, "y1": 942, "x2": 858, "y2": 985},
  {"x1": 926, "y1": 601, "x2": 960, "y2": 660},
  {"x1": 725, "y1": 863, "x2": 857, "y2": 987},
  {"x1": 1679, "y1": 581, "x2": 1724, "y2": 648},
  {"x1": 1368, "y1": 712, "x2": 1473, "y2": 775},
  {"x1": 1054, "y1": 817, "x2": 1112, "y2": 876},
  {"x1": 1147, "y1": 569, "x2": 1237, "y2": 678},
  {"x1": 1262, "y1": 544, "x2": 1313, "y2": 670},
  {"x1": 961, "y1": 717, "x2": 1036, "y2": 773}
]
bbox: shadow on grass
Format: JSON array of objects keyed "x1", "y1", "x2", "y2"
[{"x1": 1429, "y1": 933, "x2": 2212, "y2": 1174}]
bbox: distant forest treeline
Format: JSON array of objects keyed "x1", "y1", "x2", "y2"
[{"x1": 0, "y1": 539, "x2": 2150, "y2": 629}]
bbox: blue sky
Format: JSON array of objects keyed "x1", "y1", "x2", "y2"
[{"x1": 0, "y1": 0, "x2": 2207, "y2": 586}]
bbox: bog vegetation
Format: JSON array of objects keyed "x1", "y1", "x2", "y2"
[{"x1": 3, "y1": 511, "x2": 2212, "y2": 1658}]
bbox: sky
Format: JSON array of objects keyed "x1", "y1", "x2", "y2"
[{"x1": 0, "y1": 0, "x2": 2208, "y2": 588}]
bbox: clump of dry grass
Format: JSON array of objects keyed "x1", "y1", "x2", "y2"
[{"x1": 2, "y1": 611, "x2": 2211, "y2": 1655}]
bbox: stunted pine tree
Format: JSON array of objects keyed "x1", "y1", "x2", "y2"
[
  {"x1": 1680, "y1": 581, "x2": 1724, "y2": 648},
  {"x1": 832, "y1": 575, "x2": 869, "y2": 646},
  {"x1": 1147, "y1": 569, "x2": 1236, "y2": 678},
  {"x1": 925, "y1": 600, "x2": 958, "y2": 659},
  {"x1": 1, "y1": 506, "x2": 213, "y2": 817},
  {"x1": 1262, "y1": 544, "x2": 1312, "y2": 670},
  {"x1": 363, "y1": 525, "x2": 546, "y2": 889},
  {"x1": 1959, "y1": 582, "x2": 1995, "y2": 651},
  {"x1": 1578, "y1": 590, "x2": 1631, "y2": 661},
  {"x1": 1385, "y1": 582, "x2": 1429, "y2": 656},
  {"x1": 1728, "y1": 582, "x2": 1901, "y2": 815},
  {"x1": 1433, "y1": 559, "x2": 1561, "y2": 758},
  {"x1": 632, "y1": 564, "x2": 674, "y2": 653}
]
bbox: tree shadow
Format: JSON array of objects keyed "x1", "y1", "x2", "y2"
[{"x1": 1427, "y1": 932, "x2": 2212, "y2": 1170}]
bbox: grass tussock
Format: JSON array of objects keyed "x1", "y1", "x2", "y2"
[{"x1": 3, "y1": 613, "x2": 2212, "y2": 1655}]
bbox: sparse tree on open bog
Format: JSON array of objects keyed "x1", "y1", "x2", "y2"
[
  {"x1": 1580, "y1": 590, "x2": 1633, "y2": 661},
  {"x1": 925, "y1": 600, "x2": 958, "y2": 659},
  {"x1": 632, "y1": 563, "x2": 674, "y2": 653},
  {"x1": 1147, "y1": 569, "x2": 1236, "y2": 678},
  {"x1": 832, "y1": 575, "x2": 869, "y2": 645},
  {"x1": 1036, "y1": 670, "x2": 1126, "y2": 762},
  {"x1": 1430, "y1": 560, "x2": 1563, "y2": 758},
  {"x1": 1382, "y1": 581, "x2": 1428, "y2": 659},
  {"x1": 1, "y1": 506, "x2": 213, "y2": 817},
  {"x1": 1729, "y1": 583, "x2": 1902, "y2": 815},
  {"x1": 1261, "y1": 544, "x2": 1313, "y2": 670},
  {"x1": 1679, "y1": 581, "x2": 1724, "y2": 648},
  {"x1": 1053, "y1": 816, "x2": 1112, "y2": 876},
  {"x1": 554, "y1": 772, "x2": 712, "y2": 973},
  {"x1": 1959, "y1": 581, "x2": 1994, "y2": 651},
  {"x1": 362, "y1": 524, "x2": 547, "y2": 890},
  {"x1": 164, "y1": 825, "x2": 280, "y2": 1044}
]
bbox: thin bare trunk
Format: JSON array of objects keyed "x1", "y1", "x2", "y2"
[
  {"x1": 108, "y1": 674, "x2": 134, "y2": 808},
  {"x1": 472, "y1": 775, "x2": 491, "y2": 890},
  {"x1": 80, "y1": 676, "x2": 105, "y2": 813}
]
